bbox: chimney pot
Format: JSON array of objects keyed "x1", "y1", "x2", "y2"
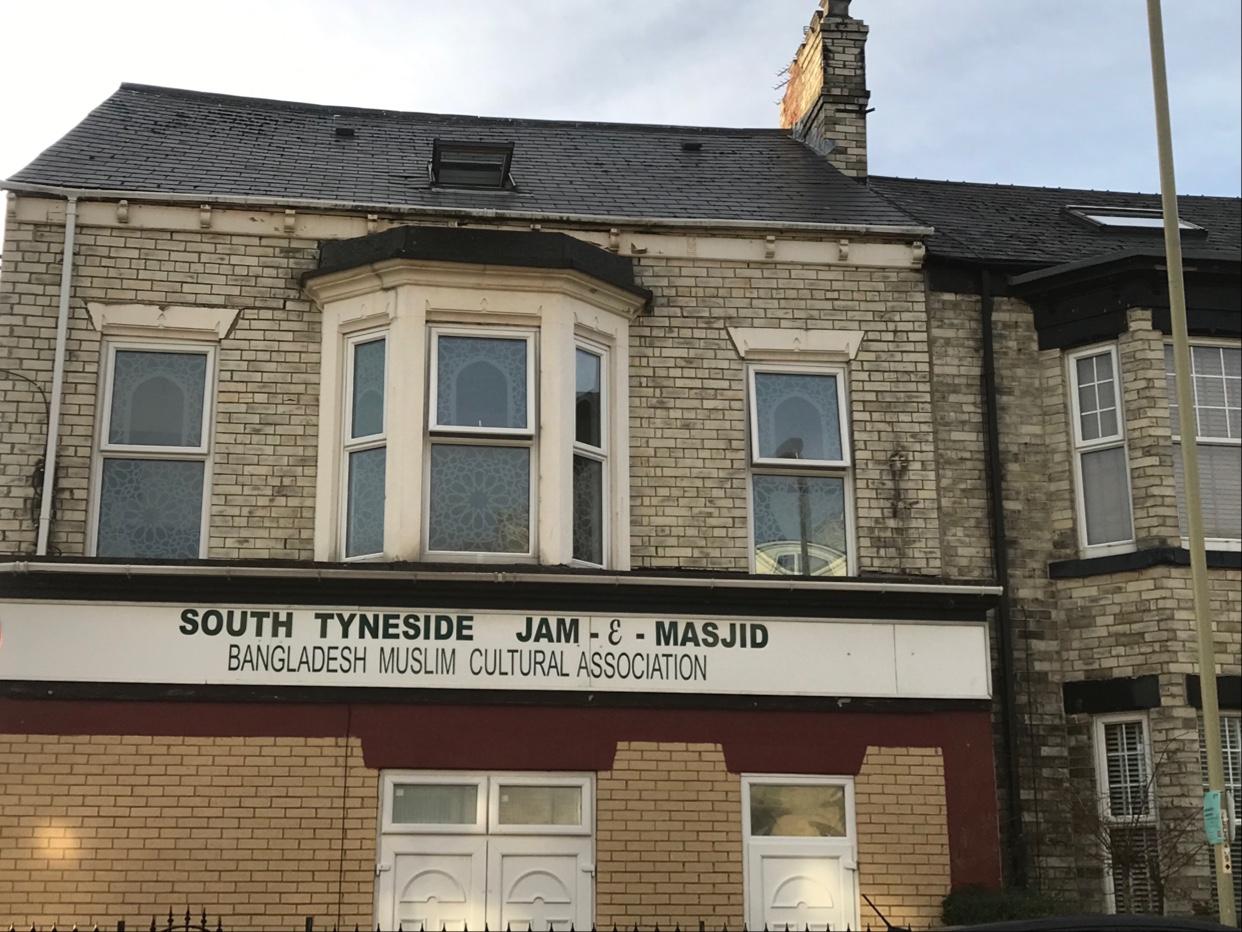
[{"x1": 826, "y1": 0, "x2": 851, "y2": 17}]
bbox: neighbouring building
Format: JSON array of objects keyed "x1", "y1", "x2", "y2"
[{"x1": 0, "y1": 1, "x2": 1237, "y2": 929}]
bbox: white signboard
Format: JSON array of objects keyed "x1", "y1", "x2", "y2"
[{"x1": 0, "y1": 600, "x2": 991, "y2": 700}]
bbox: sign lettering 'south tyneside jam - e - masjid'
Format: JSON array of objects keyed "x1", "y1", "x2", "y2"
[{"x1": 0, "y1": 602, "x2": 991, "y2": 700}]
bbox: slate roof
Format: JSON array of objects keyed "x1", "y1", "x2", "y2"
[
  {"x1": 868, "y1": 175, "x2": 1242, "y2": 267},
  {"x1": 5, "y1": 83, "x2": 920, "y2": 230}
]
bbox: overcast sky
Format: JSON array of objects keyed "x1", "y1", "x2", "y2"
[{"x1": 1, "y1": 0, "x2": 1239, "y2": 200}]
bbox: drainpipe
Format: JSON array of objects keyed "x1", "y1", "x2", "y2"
[
  {"x1": 981, "y1": 267, "x2": 1027, "y2": 887},
  {"x1": 35, "y1": 195, "x2": 78, "y2": 554}
]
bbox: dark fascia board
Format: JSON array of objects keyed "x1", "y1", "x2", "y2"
[
  {"x1": 1062, "y1": 674, "x2": 1161, "y2": 715},
  {"x1": 1185, "y1": 675, "x2": 1242, "y2": 710},
  {"x1": 1049, "y1": 546, "x2": 1242, "y2": 579},
  {"x1": 304, "y1": 225, "x2": 653, "y2": 308},
  {"x1": 0, "y1": 558, "x2": 999, "y2": 622},
  {"x1": 1008, "y1": 247, "x2": 1241, "y2": 294}
]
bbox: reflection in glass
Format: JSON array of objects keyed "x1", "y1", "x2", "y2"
[
  {"x1": 109, "y1": 350, "x2": 207, "y2": 447},
  {"x1": 752, "y1": 474, "x2": 846, "y2": 576},
  {"x1": 346, "y1": 447, "x2": 386, "y2": 557},
  {"x1": 754, "y1": 372, "x2": 841, "y2": 461},
  {"x1": 351, "y1": 338, "x2": 386, "y2": 439},
  {"x1": 573, "y1": 455, "x2": 603, "y2": 565},
  {"x1": 391, "y1": 783, "x2": 478, "y2": 824},
  {"x1": 497, "y1": 785, "x2": 582, "y2": 825},
  {"x1": 428, "y1": 444, "x2": 530, "y2": 553},
  {"x1": 97, "y1": 458, "x2": 205, "y2": 558},
  {"x1": 750, "y1": 784, "x2": 846, "y2": 837},
  {"x1": 576, "y1": 349, "x2": 602, "y2": 447},
  {"x1": 436, "y1": 335, "x2": 528, "y2": 429},
  {"x1": 1081, "y1": 446, "x2": 1131, "y2": 545}
]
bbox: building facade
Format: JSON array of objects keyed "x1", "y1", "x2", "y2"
[{"x1": 0, "y1": 1, "x2": 1237, "y2": 928}]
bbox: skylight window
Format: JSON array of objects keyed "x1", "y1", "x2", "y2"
[
  {"x1": 1066, "y1": 205, "x2": 1204, "y2": 232},
  {"x1": 430, "y1": 140, "x2": 514, "y2": 189}
]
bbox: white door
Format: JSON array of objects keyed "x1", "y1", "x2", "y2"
[
  {"x1": 487, "y1": 836, "x2": 593, "y2": 930},
  {"x1": 743, "y1": 776, "x2": 858, "y2": 932},
  {"x1": 380, "y1": 835, "x2": 486, "y2": 931}
]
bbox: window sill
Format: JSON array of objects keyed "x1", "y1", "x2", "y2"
[{"x1": 1048, "y1": 545, "x2": 1242, "y2": 579}]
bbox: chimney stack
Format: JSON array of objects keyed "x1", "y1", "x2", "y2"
[{"x1": 780, "y1": 0, "x2": 870, "y2": 178}]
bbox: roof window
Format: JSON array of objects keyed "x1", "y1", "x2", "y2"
[
  {"x1": 430, "y1": 140, "x2": 514, "y2": 189},
  {"x1": 1066, "y1": 205, "x2": 1204, "y2": 233}
]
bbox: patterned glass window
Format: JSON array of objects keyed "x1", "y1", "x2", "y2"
[
  {"x1": 748, "y1": 366, "x2": 851, "y2": 577},
  {"x1": 95, "y1": 344, "x2": 213, "y2": 559},
  {"x1": 1069, "y1": 346, "x2": 1134, "y2": 550},
  {"x1": 573, "y1": 346, "x2": 606, "y2": 566},
  {"x1": 1165, "y1": 343, "x2": 1241, "y2": 542},
  {"x1": 427, "y1": 328, "x2": 535, "y2": 556},
  {"x1": 343, "y1": 334, "x2": 387, "y2": 558}
]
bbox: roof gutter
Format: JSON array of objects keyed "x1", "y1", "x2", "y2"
[
  {"x1": 0, "y1": 559, "x2": 1002, "y2": 598},
  {"x1": 1, "y1": 180, "x2": 935, "y2": 239}
]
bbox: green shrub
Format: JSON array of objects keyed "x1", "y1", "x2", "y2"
[{"x1": 942, "y1": 885, "x2": 1068, "y2": 926}]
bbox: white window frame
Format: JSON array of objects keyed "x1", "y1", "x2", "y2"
[
  {"x1": 340, "y1": 330, "x2": 388, "y2": 561},
  {"x1": 1092, "y1": 713, "x2": 1158, "y2": 914},
  {"x1": 1067, "y1": 344, "x2": 1135, "y2": 556},
  {"x1": 90, "y1": 339, "x2": 217, "y2": 558},
  {"x1": 571, "y1": 339, "x2": 609, "y2": 569},
  {"x1": 424, "y1": 325, "x2": 539, "y2": 562},
  {"x1": 746, "y1": 363, "x2": 856, "y2": 576},
  {"x1": 741, "y1": 774, "x2": 859, "y2": 929},
  {"x1": 379, "y1": 772, "x2": 592, "y2": 837},
  {"x1": 1165, "y1": 338, "x2": 1241, "y2": 551}
]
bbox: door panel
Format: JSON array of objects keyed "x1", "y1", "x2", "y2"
[
  {"x1": 379, "y1": 836, "x2": 486, "y2": 931},
  {"x1": 487, "y1": 837, "x2": 592, "y2": 931},
  {"x1": 748, "y1": 846, "x2": 853, "y2": 931}
]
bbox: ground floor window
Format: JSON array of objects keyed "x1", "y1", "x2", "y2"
[
  {"x1": 742, "y1": 775, "x2": 858, "y2": 931},
  {"x1": 1201, "y1": 713, "x2": 1242, "y2": 912},
  {"x1": 376, "y1": 772, "x2": 593, "y2": 930},
  {"x1": 1093, "y1": 715, "x2": 1161, "y2": 914}
]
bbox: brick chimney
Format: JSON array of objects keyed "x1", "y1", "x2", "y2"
[{"x1": 780, "y1": 0, "x2": 870, "y2": 177}]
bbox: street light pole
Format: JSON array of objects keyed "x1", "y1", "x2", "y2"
[{"x1": 1145, "y1": 1, "x2": 1236, "y2": 923}]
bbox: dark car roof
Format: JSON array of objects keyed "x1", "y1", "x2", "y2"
[
  {"x1": 6, "y1": 83, "x2": 919, "y2": 230},
  {"x1": 942, "y1": 914, "x2": 1237, "y2": 932}
]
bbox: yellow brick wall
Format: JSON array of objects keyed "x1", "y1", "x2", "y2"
[
  {"x1": 856, "y1": 746, "x2": 952, "y2": 930},
  {"x1": 0, "y1": 734, "x2": 377, "y2": 930}
]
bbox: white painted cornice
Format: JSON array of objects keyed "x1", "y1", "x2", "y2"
[
  {"x1": 86, "y1": 303, "x2": 241, "y2": 341},
  {"x1": 727, "y1": 326, "x2": 864, "y2": 361}
]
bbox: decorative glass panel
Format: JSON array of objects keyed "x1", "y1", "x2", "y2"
[
  {"x1": 351, "y1": 338, "x2": 385, "y2": 439},
  {"x1": 749, "y1": 784, "x2": 846, "y2": 837},
  {"x1": 573, "y1": 455, "x2": 603, "y2": 565},
  {"x1": 1173, "y1": 443, "x2": 1242, "y2": 540},
  {"x1": 108, "y1": 350, "x2": 207, "y2": 447},
  {"x1": 346, "y1": 447, "x2": 385, "y2": 557},
  {"x1": 391, "y1": 783, "x2": 478, "y2": 825},
  {"x1": 754, "y1": 372, "x2": 843, "y2": 462},
  {"x1": 97, "y1": 458, "x2": 205, "y2": 558},
  {"x1": 576, "y1": 349, "x2": 602, "y2": 448},
  {"x1": 428, "y1": 444, "x2": 530, "y2": 553},
  {"x1": 1081, "y1": 447, "x2": 1132, "y2": 545},
  {"x1": 752, "y1": 474, "x2": 847, "y2": 577},
  {"x1": 497, "y1": 785, "x2": 582, "y2": 826},
  {"x1": 435, "y1": 335, "x2": 528, "y2": 430},
  {"x1": 1075, "y1": 352, "x2": 1118, "y2": 442}
]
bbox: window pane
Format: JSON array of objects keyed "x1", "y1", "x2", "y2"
[
  {"x1": 428, "y1": 444, "x2": 530, "y2": 553},
  {"x1": 573, "y1": 455, "x2": 603, "y2": 565},
  {"x1": 1081, "y1": 447, "x2": 1132, "y2": 545},
  {"x1": 436, "y1": 335, "x2": 528, "y2": 429},
  {"x1": 108, "y1": 350, "x2": 207, "y2": 447},
  {"x1": 575, "y1": 349, "x2": 602, "y2": 447},
  {"x1": 752, "y1": 474, "x2": 847, "y2": 577},
  {"x1": 1174, "y1": 442, "x2": 1242, "y2": 540},
  {"x1": 391, "y1": 783, "x2": 477, "y2": 825},
  {"x1": 497, "y1": 785, "x2": 582, "y2": 826},
  {"x1": 754, "y1": 372, "x2": 843, "y2": 461},
  {"x1": 345, "y1": 447, "x2": 385, "y2": 557},
  {"x1": 1103, "y1": 721, "x2": 1149, "y2": 818},
  {"x1": 1075, "y1": 352, "x2": 1118, "y2": 442},
  {"x1": 97, "y1": 458, "x2": 204, "y2": 558},
  {"x1": 351, "y1": 338, "x2": 385, "y2": 439},
  {"x1": 750, "y1": 784, "x2": 846, "y2": 837}
]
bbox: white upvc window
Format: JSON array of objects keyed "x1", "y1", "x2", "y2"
[
  {"x1": 747, "y1": 364, "x2": 854, "y2": 577},
  {"x1": 380, "y1": 772, "x2": 592, "y2": 837},
  {"x1": 91, "y1": 341, "x2": 215, "y2": 559},
  {"x1": 1165, "y1": 341, "x2": 1241, "y2": 549},
  {"x1": 1093, "y1": 714, "x2": 1160, "y2": 914},
  {"x1": 341, "y1": 332, "x2": 387, "y2": 560},
  {"x1": 572, "y1": 342, "x2": 608, "y2": 567},
  {"x1": 425, "y1": 327, "x2": 538, "y2": 560},
  {"x1": 1068, "y1": 345, "x2": 1135, "y2": 554}
]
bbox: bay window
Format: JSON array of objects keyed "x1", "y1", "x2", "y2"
[
  {"x1": 1165, "y1": 342, "x2": 1241, "y2": 547},
  {"x1": 1068, "y1": 345, "x2": 1134, "y2": 553},
  {"x1": 343, "y1": 332, "x2": 387, "y2": 559},
  {"x1": 572, "y1": 344, "x2": 607, "y2": 566},
  {"x1": 1093, "y1": 715, "x2": 1160, "y2": 914}
]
